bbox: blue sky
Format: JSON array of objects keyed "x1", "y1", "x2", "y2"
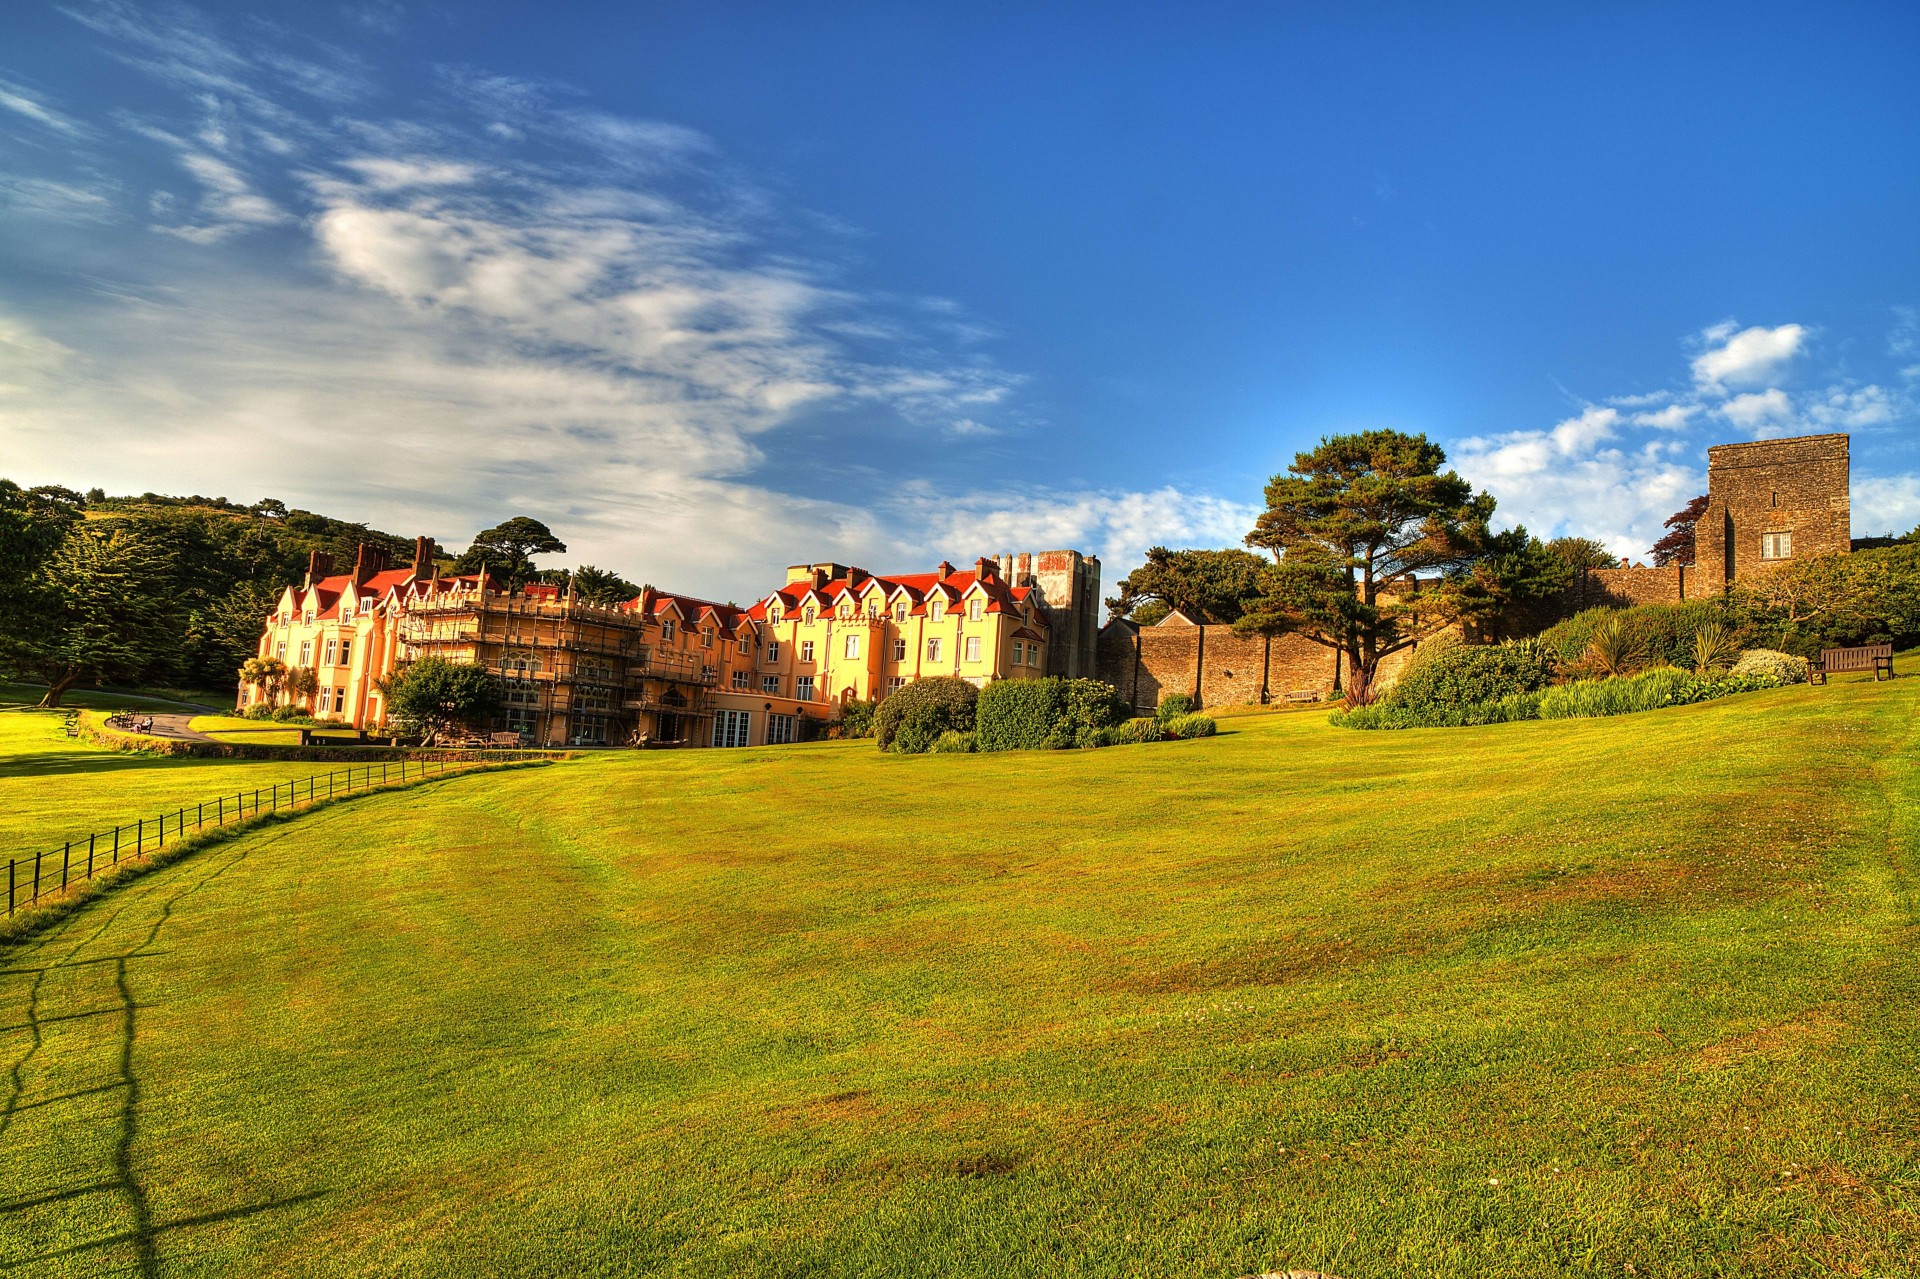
[{"x1": 1, "y1": 1, "x2": 1916, "y2": 600}]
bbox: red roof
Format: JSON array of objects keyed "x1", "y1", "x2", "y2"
[{"x1": 746, "y1": 562, "x2": 1049, "y2": 625}]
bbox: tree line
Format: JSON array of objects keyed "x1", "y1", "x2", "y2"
[{"x1": 0, "y1": 484, "x2": 636, "y2": 707}]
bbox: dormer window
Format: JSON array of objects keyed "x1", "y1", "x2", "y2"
[
  {"x1": 701, "y1": 628, "x2": 714, "y2": 649},
  {"x1": 661, "y1": 619, "x2": 675, "y2": 642},
  {"x1": 968, "y1": 599, "x2": 983, "y2": 622},
  {"x1": 838, "y1": 603, "x2": 851, "y2": 619},
  {"x1": 930, "y1": 601, "x2": 945, "y2": 621},
  {"x1": 866, "y1": 599, "x2": 880, "y2": 618},
  {"x1": 804, "y1": 605, "x2": 816, "y2": 623},
  {"x1": 769, "y1": 605, "x2": 783, "y2": 625},
  {"x1": 894, "y1": 602, "x2": 908, "y2": 623}
]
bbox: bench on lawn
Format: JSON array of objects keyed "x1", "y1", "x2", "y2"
[
  {"x1": 1811, "y1": 643, "x2": 1894, "y2": 684},
  {"x1": 1283, "y1": 690, "x2": 1321, "y2": 704},
  {"x1": 488, "y1": 731, "x2": 527, "y2": 748}
]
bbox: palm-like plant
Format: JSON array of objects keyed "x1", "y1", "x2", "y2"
[
  {"x1": 1689, "y1": 622, "x2": 1739, "y2": 675},
  {"x1": 238, "y1": 655, "x2": 289, "y2": 704},
  {"x1": 1584, "y1": 616, "x2": 1644, "y2": 678}
]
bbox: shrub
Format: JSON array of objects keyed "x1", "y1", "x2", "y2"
[
  {"x1": 834, "y1": 697, "x2": 880, "y2": 739},
  {"x1": 1332, "y1": 691, "x2": 1544, "y2": 731},
  {"x1": 1155, "y1": 691, "x2": 1195, "y2": 721},
  {"x1": 1119, "y1": 716, "x2": 1166, "y2": 744},
  {"x1": 1584, "y1": 616, "x2": 1644, "y2": 678},
  {"x1": 1540, "y1": 601, "x2": 1741, "y2": 673},
  {"x1": 974, "y1": 678, "x2": 1066, "y2": 751},
  {"x1": 1688, "y1": 622, "x2": 1739, "y2": 674},
  {"x1": 1537, "y1": 665, "x2": 1781, "y2": 719},
  {"x1": 1381, "y1": 636, "x2": 1556, "y2": 711},
  {"x1": 1164, "y1": 713, "x2": 1217, "y2": 739},
  {"x1": 1729, "y1": 648, "x2": 1810, "y2": 684},
  {"x1": 974, "y1": 677, "x2": 1129, "y2": 752},
  {"x1": 241, "y1": 703, "x2": 274, "y2": 720},
  {"x1": 927, "y1": 730, "x2": 977, "y2": 753},
  {"x1": 875, "y1": 676, "x2": 978, "y2": 754}
]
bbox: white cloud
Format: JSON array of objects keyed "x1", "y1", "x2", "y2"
[
  {"x1": 921, "y1": 486, "x2": 1261, "y2": 578},
  {"x1": 1631, "y1": 404, "x2": 1694, "y2": 429},
  {"x1": 1853, "y1": 475, "x2": 1920, "y2": 537},
  {"x1": 1717, "y1": 388, "x2": 1794, "y2": 433},
  {"x1": 1691, "y1": 322, "x2": 1807, "y2": 391}
]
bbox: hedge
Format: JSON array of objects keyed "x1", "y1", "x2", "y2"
[{"x1": 973, "y1": 677, "x2": 1129, "y2": 752}]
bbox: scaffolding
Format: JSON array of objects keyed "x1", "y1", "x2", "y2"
[{"x1": 397, "y1": 588, "x2": 719, "y2": 747}]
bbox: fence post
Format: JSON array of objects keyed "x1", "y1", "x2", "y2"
[
  {"x1": 158, "y1": 812, "x2": 164, "y2": 849},
  {"x1": 198, "y1": 801, "x2": 204, "y2": 829},
  {"x1": 34, "y1": 849, "x2": 42, "y2": 903},
  {"x1": 218, "y1": 796, "x2": 224, "y2": 825},
  {"x1": 88, "y1": 834, "x2": 95, "y2": 879},
  {"x1": 7, "y1": 860, "x2": 12, "y2": 915},
  {"x1": 177, "y1": 807, "x2": 184, "y2": 839},
  {"x1": 113, "y1": 826, "x2": 120, "y2": 864},
  {"x1": 62, "y1": 843, "x2": 70, "y2": 891},
  {"x1": 136, "y1": 818, "x2": 142, "y2": 857}
]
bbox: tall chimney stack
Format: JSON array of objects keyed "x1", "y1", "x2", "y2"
[
  {"x1": 411, "y1": 535, "x2": 437, "y2": 581},
  {"x1": 303, "y1": 550, "x2": 333, "y2": 588}
]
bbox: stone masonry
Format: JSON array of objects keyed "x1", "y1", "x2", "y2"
[{"x1": 1693, "y1": 432, "x2": 1850, "y2": 594}]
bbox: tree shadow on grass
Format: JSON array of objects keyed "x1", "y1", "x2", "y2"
[
  {"x1": 0, "y1": 753, "x2": 225, "y2": 781},
  {"x1": 2, "y1": 835, "x2": 315, "y2": 1278}
]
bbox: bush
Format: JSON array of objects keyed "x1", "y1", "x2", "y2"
[
  {"x1": 1333, "y1": 691, "x2": 1544, "y2": 730},
  {"x1": 1729, "y1": 648, "x2": 1810, "y2": 684},
  {"x1": 834, "y1": 697, "x2": 880, "y2": 739},
  {"x1": 1163, "y1": 713, "x2": 1217, "y2": 739},
  {"x1": 875, "y1": 676, "x2": 978, "y2": 754},
  {"x1": 1538, "y1": 666, "x2": 1779, "y2": 720},
  {"x1": 974, "y1": 678, "x2": 1066, "y2": 751},
  {"x1": 1539, "y1": 601, "x2": 1740, "y2": 674},
  {"x1": 1381, "y1": 636, "x2": 1556, "y2": 711},
  {"x1": 241, "y1": 703, "x2": 274, "y2": 720},
  {"x1": 1118, "y1": 716, "x2": 1166, "y2": 744},
  {"x1": 928, "y1": 730, "x2": 977, "y2": 753},
  {"x1": 1155, "y1": 691, "x2": 1195, "y2": 721},
  {"x1": 974, "y1": 677, "x2": 1129, "y2": 752}
]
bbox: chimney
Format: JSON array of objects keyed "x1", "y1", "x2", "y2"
[
  {"x1": 352, "y1": 542, "x2": 389, "y2": 585},
  {"x1": 846, "y1": 567, "x2": 868, "y2": 588},
  {"x1": 1016, "y1": 552, "x2": 1033, "y2": 584},
  {"x1": 975, "y1": 557, "x2": 991, "y2": 581},
  {"x1": 811, "y1": 566, "x2": 830, "y2": 589},
  {"x1": 303, "y1": 550, "x2": 333, "y2": 588},
  {"x1": 411, "y1": 535, "x2": 437, "y2": 580},
  {"x1": 937, "y1": 560, "x2": 953, "y2": 579}
]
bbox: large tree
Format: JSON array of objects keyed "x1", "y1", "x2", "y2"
[
  {"x1": 1105, "y1": 547, "x2": 1270, "y2": 624},
  {"x1": 454, "y1": 517, "x2": 567, "y2": 588},
  {"x1": 1547, "y1": 536, "x2": 1619, "y2": 571},
  {"x1": 0, "y1": 482, "x2": 85, "y2": 676},
  {"x1": 14, "y1": 525, "x2": 179, "y2": 706},
  {"x1": 1651, "y1": 494, "x2": 1710, "y2": 567},
  {"x1": 1236, "y1": 430, "x2": 1530, "y2": 706},
  {"x1": 378, "y1": 657, "x2": 504, "y2": 744}
]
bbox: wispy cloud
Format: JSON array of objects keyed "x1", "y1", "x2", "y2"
[
  {"x1": 0, "y1": 2, "x2": 1225, "y2": 596},
  {"x1": 0, "y1": 78, "x2": 91, "y2": 137}
]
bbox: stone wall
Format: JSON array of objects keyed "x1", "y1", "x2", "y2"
[
  {"x1": 1099, "y1": 618, "x2": 1429, "y2": 711},
  {"x1": 1561, "y1": 563, "x2": 1698, "y2": 609}
]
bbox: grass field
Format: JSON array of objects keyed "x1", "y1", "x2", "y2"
[
  {"x1": 2, "y1": 677, "x2": 1917, "y2": 1276},
  {"x1": 0, "y1": 710, "x2": 360, "y2": 860}
]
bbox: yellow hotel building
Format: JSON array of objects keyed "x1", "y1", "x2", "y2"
[{"x1": 248, "y1": 541, "x2": 1097, "y2": 750}]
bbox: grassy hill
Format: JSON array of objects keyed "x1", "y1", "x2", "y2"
[{"x1": 2, "y1": 680, "x2": 1917, "y2": 1276}]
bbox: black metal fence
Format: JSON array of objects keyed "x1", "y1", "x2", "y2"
[{"x1": 7, "y1": 758, "x2": 464, "y2": 916}]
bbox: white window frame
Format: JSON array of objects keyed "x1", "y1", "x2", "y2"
[
  {"x1": 796, "y1": 675, "x2": 815, "y2": 702},
  {"x1": 766, "y1": 641, "x2": 781, "y2": 664},
  {"x1": 767, "y1": 713, "x2": 796, "y2": 745},
  {"x1": 965, "y1": 636, "x2": 982, "y2": 663},
  {"x1": 930, "y1": 600, "x2": 945, "y2": 621},
  {"x1": 844, "y1": 634, "x2": 860, "y2": 659},
  {"x1": 661, "y1": 619, "x2": 676, "y2": 642},
  {"x1": 1761, "y1": 531, "x2": 1793, "y2": 560},
  {"x1": 968, "y1": 599, "x2": 983, "y2": 622},
  {"x1": 712, "y1": 709, "x2": 752, "y2": 749},
  {"x1": 339, "y1": 638, "x2": 352, "y2": 666},
  {"x1": 762, "y1": 675, "x2": 779, "y2": 695},
  {"x1": 926, "y1": 637, "x2": 942, "y2": 663},
  {"x1": 892, "y1": 637, "x2": 907, "y2": 661},
  {"x1": 800, "y1": 640, "x2": 815, "y2": 663}
]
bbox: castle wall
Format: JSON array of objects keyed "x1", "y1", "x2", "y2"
[{"x1": 1099, "y1": 620, "x2": 1406, "y2": 711}]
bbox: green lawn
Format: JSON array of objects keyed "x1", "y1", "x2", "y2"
[
  {"x1": 2, "y1": 680, "x2": 1916, "y2": 1276},
  {"x1": 0, "y1": 710, "x2": 361, "y2": 860}
]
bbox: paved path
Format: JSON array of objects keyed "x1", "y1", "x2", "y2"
[{"x1": 137, "y1": 714, "x2": 217, "y2": 743}]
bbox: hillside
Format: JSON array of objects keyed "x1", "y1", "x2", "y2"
[{"x1": 2, "y1": 682, "x2": 1917, "y2": 1276}]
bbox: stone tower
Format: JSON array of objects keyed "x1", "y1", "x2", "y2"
[
  {"x1": 995, "y1": 549, "x2": 1102, "y2": 678},
  {"x1": 1694, "y1": 433, "x2": 1850, "y2": 594}
]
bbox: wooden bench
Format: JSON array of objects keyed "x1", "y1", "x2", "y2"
[
  {"x1": 1811, "y1": 643, "x2": 1894, "y2": 684},
  {"x1": 1283, "y1": 690, "x2": 1321, "y2": 704}
]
